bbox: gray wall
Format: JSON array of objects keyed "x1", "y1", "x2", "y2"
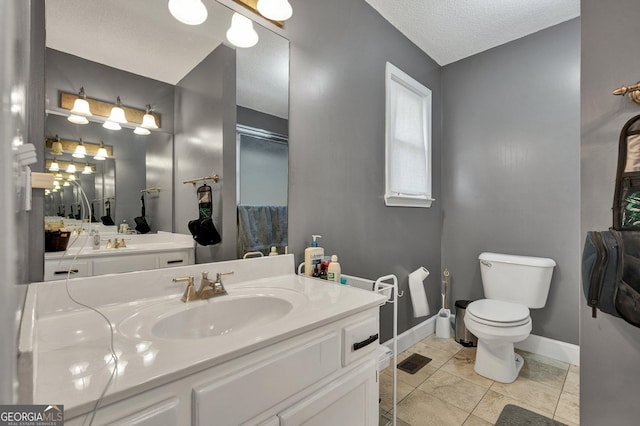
[
  {"x1": 238, "y1": 106, "x2": 288, "y2": 136},
  {"x1": 174, "y1": 44, "x2": 237, "y2": 262},
  {"x1": 286, "y1": 0, "x2": 443, "y2": 340},
  {"x1": 581, "y1": 0, "x2": 640, "y2": 423},
  {"x1": 441, "y1": 19, "x2": 581, "y2": 344}
]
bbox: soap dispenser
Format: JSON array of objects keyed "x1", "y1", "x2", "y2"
[{"x1": 304, "y1": 235, "x2": 324, "y2": 276}]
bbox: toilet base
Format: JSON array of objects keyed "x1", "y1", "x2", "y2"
[{"x1": 473, "y1": 339, "x2": 524, "y2": 383}]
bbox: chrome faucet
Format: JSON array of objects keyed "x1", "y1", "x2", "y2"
[{"x1": 173, "y1": 272, "x2": 233, "y2": 302}]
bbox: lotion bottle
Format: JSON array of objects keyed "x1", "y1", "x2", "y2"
[
  {"x1": 327, "y1": 255, "x2": 341, "y2": 283},
  {"x1": 304, "y1": 235, "x2": 323, "y2": 276}
]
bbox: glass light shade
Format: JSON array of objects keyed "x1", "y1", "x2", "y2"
[
  {"x1": 226, "y1": 13, "x2": 259, "y2": 48},
  {"x1": 82, "y1": 165, "x2": 93, "y2": 175},
  {"x1": 257, "y1": 0, "x2": 292, "y2": 21},
  {"x1": 72, "y1": 143, "x2": 87, "y2": 158},
  {"x1": 168, "y1": 0, "x2": 208, "y2": 25},
  {"x1": 70, "y1": 98, "x2": 92, "y2": 117},
  {"x1": 68, "y1": 114, "x2": 89, "y2": 124},
  {"x1": 54, "y1": 173, "x2": 63, "y2": 181},
  {"x1": 63, "y1": 181, "x2": 70, "y2": 187},
  {"x1": 94, "y1": 147, "x2": 108, "y2": 160},
  {"x1": 134, "y1": 126, "x2": 151, "y2": 136},
  {"x1": 50, "y1": 141, "x2": 63, "y2": 156},
  {"x1": 103, "y1": 120, "x2": 122, "y2": 131},
  {"x1": 107, "y1": 106, "x2": 127, "y2": 124},
  {"x1": 51, "y1": 188, "x2": 58, "y2": 193},
  {"x1": 141, "y1": 113, "x2": 158, "y2": 129},
  {"x1": 45, "y1": 189, "x2": 50, "y2": 195},
  {"x1": 66, "y1": 163, "x2": 77, "y2": 173},
  {"x1": 68, "y1": 174, "x2": 76, "y2": 181},
  {"x1": 49, "y1": 161, "x2": 60, "y2": 172}
]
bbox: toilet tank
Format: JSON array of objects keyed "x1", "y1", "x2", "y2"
[{"x1": 479, "y1": 252, "x2": 556, "y2": 308}]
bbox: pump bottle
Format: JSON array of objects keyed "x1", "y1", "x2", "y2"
[{"x1": 304, "y1": 235, "x2": 324, "y2": 276}]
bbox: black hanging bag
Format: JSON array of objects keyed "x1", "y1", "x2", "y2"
[
  {"x1": 101, "y1": 200, "x2": 115, "y2": 226},
  {"x1": 134, "y1": 194, "x2": 151, "y2": 234},
  {"x1": 188, "y1": 183, "x2": 221, "y2": 246},
  {"x1": 582, "y1": 114, "x2": 640, "y2": 326}
]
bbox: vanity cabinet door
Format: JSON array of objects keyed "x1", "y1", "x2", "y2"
[
  {"x1": 106, "y1": 397, "x2": 180, "y2": 426},
  {"x1": 278, "y1": 358, "x2": 378, "y2": 426},
  {"x1": 158, "y1": 251, "x2": 191, "y2": 268},
  {"x1": 44, "y1": 259, "x2": 90, "y2": 281}
]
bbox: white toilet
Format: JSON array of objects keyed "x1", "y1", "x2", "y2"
[{"x1": 464, "y1": 252, "x2": 556, "y2": 383}]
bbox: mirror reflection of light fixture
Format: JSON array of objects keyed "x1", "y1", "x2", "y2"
[
  {"x1": 50, "y1": 136, "x2": 63, "y2": 155},
  {"x1": 168, "y1": 0, "x2": 208, "y2": 25},
  {"x1": 141, "y1": 105, "x2": 158, "y2": 129},
  {"x1": 68, "y1": 173, "x2": 76, "y2": 181},
  {"x1": 257, "y1": 0, "x2": 292, "y2": 21},
  {"x1": 82, "y1": 164, "x2": 93, "y2": 175},
  {"x1": 52, "y1": 187, "x2": 58, "y2": 193},
  {"x1": 54, "y1": 173, "x2": 63, "y2": 181},
  {"x1": 227, "y1": 13, "x2": 259, "y2": 48},
  {"x1": 67, "y1": 87, "x2": 92, "y2": 124},
  {"x1": 134, "y1": 127, "x2": 151, "y2": 136},
  {"x1": 49, "y1": 159, "x2": 60, "y2": 172},
  {"x1": 103, "y1": 96, "x2": 127, "y2": 130},
  {"x1": 72, "y1": 138, "x2": 87, "y2": 158},
  {"x1": 66, "y1": 162, "x2": 77, "y2": 173},
  {"x1": 63, "y1": 181, "x2": 70, "y2": 187},
  {"x1": 94, "y1": 142, "x2": 108, "y2": 160}
]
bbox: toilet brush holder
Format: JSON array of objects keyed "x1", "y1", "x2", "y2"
[{"x1": 436, "y1": 312, "x2": 451, "y2": 338}]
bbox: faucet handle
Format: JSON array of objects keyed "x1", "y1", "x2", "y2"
[
  {"x1": 216, "y1": 271, "x2": 234, "y2": 281},
  {"x1": 173, "y1": 276, "x2": 197, "y2": 302}
]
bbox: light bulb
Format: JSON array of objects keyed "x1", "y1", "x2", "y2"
[
  {"x1": 257, "y1": 0, "x2": 292, "y2": 21},
  {"x1": 82, "y1": 165, "x2": 93, "y2": 175},
  {"x1": 134, "y1": 127, "x2": 151, "y2": 135},
  {"x1": 168, "y1": 0, "x2": 207, "y2": 25},
  {"x1": 66, "y1": 163, "x2": 77, "y2": 173},
  {"x1": 226, "y1": 13, "x2": 259, "y2": 48},
  {"x1": 49, "y1": 161, "x2": 60, "y2": 172}
]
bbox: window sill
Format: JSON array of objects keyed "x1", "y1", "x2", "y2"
[{"x1": 384, "y1": 195, "x2": 435, "y2": 208}]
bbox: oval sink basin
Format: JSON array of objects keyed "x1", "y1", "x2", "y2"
[{"x1": 152, "y1": 296, "x2": 292, "y2": 339}]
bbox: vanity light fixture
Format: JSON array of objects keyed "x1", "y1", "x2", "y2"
[
  {"x1": 256, "y1": 0, "x2": 292, "y2": 21},
  {"x1": 72, "y1": 138, "x2": 87, "y2": 158},
  {"x1": 68, "y1": 173, "x2": 76, "y2": 181},
  {"x1": 103, "y1": 96, "x2": 127, "y2": 130},
  {"x1": 63, "y1": 181, "x2": 70, "y2": 187},
  {"x1": 67, "y1": 114, "x2": 89, "y2": 125},
  {"x1": 82, "y1": 164, "x2": 93, "y2": 175},
  {"x1": 49, "y1": 159, "x2": 60, "y2": 172},
  {"x1": 94, "y1": 142, "x2": 108, "y2": 160},
  {"x1": 50, "y1": 136, "x2": 64, "y2": 156},
  {"x1": 168, "y1": 0, "x2": 208, "y2": 26},
  {"x1": 226, "y1": 13, "x2": 259, "y2": 48},
  {"x1": 66, "y1": 162, "x2": 77, "y2": 174},
  {"x1": 54, "y1": 173, "x2": 63, "y2": 181},
  {"x1": 51, "y1": 187, "x2": 58, "y2": 193}
]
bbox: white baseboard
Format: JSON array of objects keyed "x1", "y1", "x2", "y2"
[
  {"x1": 515, "y1": 334, "x2": 580, "y2": 366},
  {"x1": 382, "y1": 318, "x2": 580, "y2": 367}
]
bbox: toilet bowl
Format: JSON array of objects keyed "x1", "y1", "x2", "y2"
[
  {"x1": 464, "y1": 299, "x2": 532, "y2": 383},
  {"x1": 465, "y1": 252, "x2": 556, "y2": 384}
]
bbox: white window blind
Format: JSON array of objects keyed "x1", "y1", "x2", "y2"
[{"x1": 385, "y1": 62, "x2": 434, "y2": 208}]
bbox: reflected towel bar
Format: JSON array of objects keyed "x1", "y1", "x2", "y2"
[
  {"x1": 182, "y1": 174, "x2": 219, "y2": 186},
  {"x1": 141, "y1": 186, "x2": 161, "y2": 193}
]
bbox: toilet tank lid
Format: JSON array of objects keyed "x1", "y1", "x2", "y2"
[{"x1": 479, "y1": 252, "x2": 556, "y2": 267}]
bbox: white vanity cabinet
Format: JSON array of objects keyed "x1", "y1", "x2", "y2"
[
  {"x1": 44, "y1": 248, "x2": 194, "y2": 281},
  {"x1": 63, "y1": 310, "x2": 380, "y2": 426}
]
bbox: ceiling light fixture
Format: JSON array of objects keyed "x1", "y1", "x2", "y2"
[
  {"x1": 257, "y1": 0, "x2": 292, "y2": 21},
  {"x1": 168, "y1": 0, "x2": 208, "y2": 26},
  {"x1": 94, "y1": 142, "x2": 108, "y2": 160},
  {"x1": 226, "y1": 13, "x2": 259, "y2": 48},
  {"x1": 72, "y1": 138, "x2": 87, "y2": 158}
]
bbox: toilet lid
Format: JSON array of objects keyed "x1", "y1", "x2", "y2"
[{"x1": 467, "y1": 299, "x2": 530, "y2": 323}]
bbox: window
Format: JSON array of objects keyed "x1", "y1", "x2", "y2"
[{"x1": 385, "y1": 62, "x2": 434, "y2": 208}]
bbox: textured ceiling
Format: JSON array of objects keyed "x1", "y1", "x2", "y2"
[
  {"x1": 45, "y1": 0, "x2": 289, "y2": 118},
  {"x1": 364, "y1": 0, "x2": 580, "y2": 65}
]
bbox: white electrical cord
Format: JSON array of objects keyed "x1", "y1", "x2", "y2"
[{"x1": 57, "y1": 181, "x2": 118, "y2": 425}]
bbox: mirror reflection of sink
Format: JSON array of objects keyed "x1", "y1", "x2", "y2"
[
  {"x1": 152, "y1": 296, "x2": 292, "y2": 339},
  {"x1": 118, "y1": 288, "x2": 306, "y2": 341}
]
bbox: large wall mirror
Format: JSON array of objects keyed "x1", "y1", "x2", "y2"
[{"x1": 43, "y1": 0, "x2": 289, "y2": 268}]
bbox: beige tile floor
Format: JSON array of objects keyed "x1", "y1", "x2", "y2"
[{"x1": 379, "y1": 335, "x2": 579, "y2": 426}]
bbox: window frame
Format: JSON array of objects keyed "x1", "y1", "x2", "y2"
[{"x1": 384, "y1": 62, "x2": 434, "y2": 208}]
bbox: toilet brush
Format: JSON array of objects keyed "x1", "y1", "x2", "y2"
[{"x1": 435, "y1": 270, "x2": 451, "y2": 338}]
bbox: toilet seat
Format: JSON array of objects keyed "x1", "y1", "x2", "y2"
[{"x1": 467, "y1": 299, "x2": 530, "y2": 327}]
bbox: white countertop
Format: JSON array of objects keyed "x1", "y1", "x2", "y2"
[{"x1": 22, "y1": 255, "x2": 386, "y2": 418}]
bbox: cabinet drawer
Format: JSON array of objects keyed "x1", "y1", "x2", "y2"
[
  {"x1": 193, "y1": 331, "x2": 339, "y2": 426},
  {"x1": 92, "y1": 253, "x2": 157, "y2": 275},
  {"x1": 342, "y1": 316, "x2": 379, "y2": 366},
  {"x1": 44, "y1": 260, "x2": 90, "y2": 281},
  {"x1": 158, "y1": 252, "x2": 190, "y2": 268}
]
